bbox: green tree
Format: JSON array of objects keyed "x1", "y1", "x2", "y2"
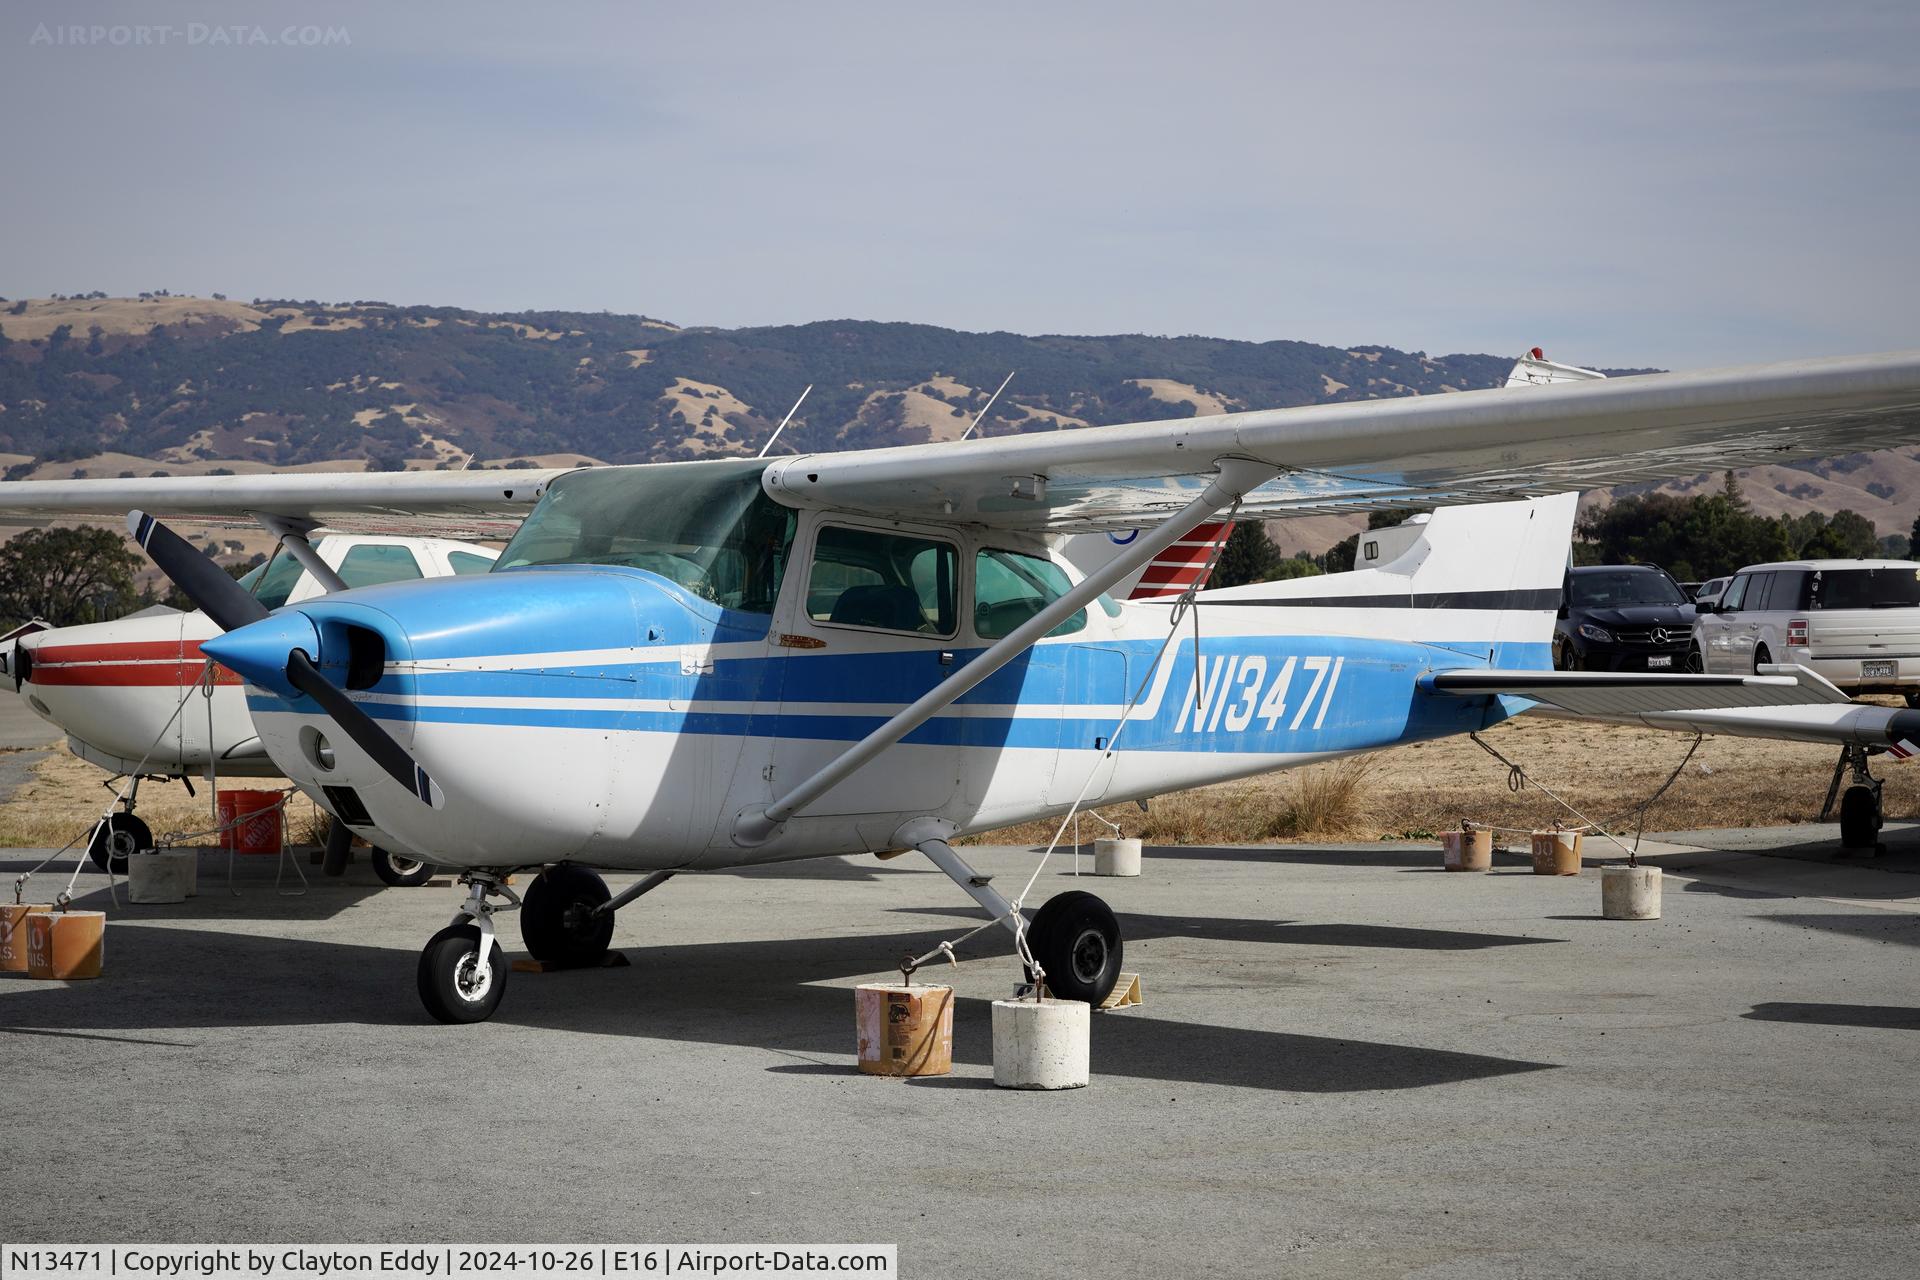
[
  {"x1": 1212, "y1": 520, "x2": 1283, "y2": 589},
  {"x1": 0, "y1": 526, "x2": 144, "y2": 627}
]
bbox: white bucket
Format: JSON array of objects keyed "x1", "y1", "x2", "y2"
[
  {"x1": 992, "y1": 997, "x2": 1090, "y2": 1090},
  {"x1": 1093, "y1": 837, "x2": 1141, "y2": 877},
  {"x1": 1601, "y1": 865, "x2": 1662, "y2": 920},
  {"x1": 128, "y1": 850, "x2": 197, "y2": 904}
]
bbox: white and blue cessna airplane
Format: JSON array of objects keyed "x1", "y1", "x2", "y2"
[{"x1": 3, "y1": 349, "x2": 1919, "y2": 1023}]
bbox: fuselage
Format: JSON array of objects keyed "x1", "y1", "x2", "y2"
[{"x1": 227, "y1": 508, "x2": 1546, "y2": 872}]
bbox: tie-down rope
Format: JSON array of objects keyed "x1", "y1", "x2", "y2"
[
  {"x1": 1466, "y1": 729, "x2": 1704, "y2": 867},
  {"x1": 900, "y1": 499, "x2": 1244, "y2": 987}
]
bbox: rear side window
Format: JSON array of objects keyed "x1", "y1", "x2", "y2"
[
  {"x1": 1747, "y1": 572, "x2": 1776, "y2": 612},
  {"x1": 975, "y1": 549, "x2": 1086, "y2": 639},
  {"x1": 1721, "y1": 574, "x2": 1750, "y2": 611},
  {"x1": 447, "y1": 551, "x2": 495, "y2": 575},
  {"x1": 1808, "y1": 567, "x2": 1920, "y2": 611},
  {"x1": 337, "y1": 544, "x2": 426, "y2": 589}
]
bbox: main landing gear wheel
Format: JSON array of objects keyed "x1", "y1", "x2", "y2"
[
  {"x1": 1839, "y1": 786, "x2": 1881, "y2": 851},
  {"x1": 373, "y1": 847, "x2": 435, "y2": 887},
  {"x1": 520, "y1": 864, "x2": 615, "y2": 968},
  {"x1": 1026, "y1": 890, "x2": 1123, "y2": 1005},
  {"x1": 88, "y1": 812, "x2": 152, "y2": 875},
  {"x1": 417, "y1": 923, "x2": 506, "y2": 1024}
]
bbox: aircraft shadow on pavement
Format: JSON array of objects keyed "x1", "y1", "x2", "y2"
[
  {"x1": 889, "y1": 905, "x2": 1563, "y2": 952},
  {"x1": 0, "y1": 866, "x2": 397, "y2": 923},
  {"x1": 1128, "y1": 844, "x2": 1445, "y2": 869},
  {"x1": 1761, "y1": 912, "x2": 1920, "y2": 947},
  {"x1": 0, "y1": 918, "x2": 1553, "y2": 1094},
  {"x1": 1743, "y1": 1001, "x2": 1920, "y2": 1031}
]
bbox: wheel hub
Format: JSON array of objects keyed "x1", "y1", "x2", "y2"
[
  {"x1": 454, "y1": 949, "x2": 493, "y2": 1001},
  {"x1": 1069, "y1": 927, "x2": 1107, "y2": 984}
]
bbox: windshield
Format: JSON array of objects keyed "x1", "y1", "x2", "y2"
[
  {"x1": 1570, "y1": 570, "x2": 1686, "y2": 608},
  {"x1": 496, "y1": 460, "x2": 797, "y2": 613},
  {"x1": 1809, "y1": 567, "x2": 1920, "y2": 611}
]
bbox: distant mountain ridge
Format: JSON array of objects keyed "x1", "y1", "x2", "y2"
[{"x1": 0, "y1": 295, "x2": 1912, "y2": 551}]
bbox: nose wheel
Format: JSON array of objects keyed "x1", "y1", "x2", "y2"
[{"x1": 417, "y1": 872, "x2": 518, "y2": 1024}]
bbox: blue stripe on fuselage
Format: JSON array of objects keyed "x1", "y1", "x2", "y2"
[{"x1": 246, "y1": 635, "x2": 1549, "y2": 756}]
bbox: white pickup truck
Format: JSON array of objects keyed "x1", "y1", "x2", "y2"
[{"x1": 1691, "y1": 558, "x2": 1920, "y2": 704}]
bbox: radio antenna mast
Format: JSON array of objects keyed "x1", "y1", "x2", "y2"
[
  {"x1": 957, "y1": 371, "x2": 1014, "y2": 442},
  {"x1": 757, "y1": 384, "x2": 813, "y2": 459}
]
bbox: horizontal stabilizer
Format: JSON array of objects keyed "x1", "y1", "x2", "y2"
[{"x1": 1422, "y1": 669, "x2": 1850, "y2": 716}]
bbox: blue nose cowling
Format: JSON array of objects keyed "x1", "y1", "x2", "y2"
[{"x1": 199, "y1": 610, "x2": 322, "y2": 700}]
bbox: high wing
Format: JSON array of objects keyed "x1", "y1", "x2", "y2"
[
  {"x1": 1, "y1": 349, "x2": 1918, "y2": 535},
  {"x1": 762, "y1": 349, "x2": 1920, "y2": 531},
  {"x1": 0, "y1": 469, "x2": 569, "y2": 538},
  {"x1": 1422, "y1": 669, "x2": 1852, "y2": 716},
  {"x1": 1431, "y1": 666, "x2": 1920, "y2": 752}
]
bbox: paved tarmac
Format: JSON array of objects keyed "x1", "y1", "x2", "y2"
[{"x1": 1, "y1": 831, "x2": 1917, "y2": 1278}]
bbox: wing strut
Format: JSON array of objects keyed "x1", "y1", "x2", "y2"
[
  {"x1": 251, "y1": 512, "x2": 349, "y2": 594},
  {"x1": 731, "y1": 458, "x2": 1277, "y2": 846}
]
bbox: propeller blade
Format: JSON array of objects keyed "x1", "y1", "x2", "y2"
[
  {"x1": 285, "y1": 649, "x2": 444, "y2": 808},
  {"x1": 127, "y1": 511, "x2": 268, "y2": 633}
]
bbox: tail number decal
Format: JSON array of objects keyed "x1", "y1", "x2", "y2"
[{"x1": 1173, "y1": 654, "x2": 1343, "y2": 734}]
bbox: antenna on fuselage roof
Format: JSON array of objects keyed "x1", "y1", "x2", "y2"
[
  {"x1": 957, "y1": 370, "x2": 1015, "y2": 442},
  {"x1": 756, "y1": 385, "x2": 813, "y2": 459}
]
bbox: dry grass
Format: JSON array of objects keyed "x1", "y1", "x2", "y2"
[
  {"x1": 970, "y1": 710, "x2": 1920, "y2": 848},
  {"x1": 0, "y1": 749, "x2": 311, "y2": 850}
]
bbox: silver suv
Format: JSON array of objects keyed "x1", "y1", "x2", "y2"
[{"x1": 1692, "y1": 559, "x2": 1920, "y2": 700}]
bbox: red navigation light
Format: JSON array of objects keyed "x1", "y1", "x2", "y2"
[{"x1": 1530, "y1": 346, "x2": 1545, "y2": 360}]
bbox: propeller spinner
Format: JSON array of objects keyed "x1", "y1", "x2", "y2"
[{"x1": 127, "y1": 510, "x2": 444, "y2": 809}]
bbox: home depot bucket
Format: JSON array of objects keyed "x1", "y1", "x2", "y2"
[
  {"x1": 1530, "y1": 830, "x2": 1584, "y2": 875},
  {"x1": 217, "y1": 790, "x2": 283, "y2": 854},
  {"x1": 855, "y1": 983, "x2": 954, "y2": 1077},
  {"x1": 1441, "y1": 829, "x2": 1492, "y2": 872},
  {"x1": 1, "y1": 903, "x2": 50, "y2": 973},
  {"x1": 25, "y1": 910, "x2": 104, "y2": 980}
]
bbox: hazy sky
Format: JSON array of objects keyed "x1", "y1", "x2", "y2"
[{"x1": 3, "y1": 1, "x2": 1917, "y2": 369}]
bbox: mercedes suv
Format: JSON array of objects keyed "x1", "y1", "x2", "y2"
[{"x1": 1554, "y1": 565, "x2": 1696, "y2": 671}]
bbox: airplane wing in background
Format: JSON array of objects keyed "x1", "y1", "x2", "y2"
[
  {"x1": 1, "y1": 349, "x2": 1918, "y2": 536},
  {"x1": 1430, "y1": 666, "x2": 1920, "y2": 754}
]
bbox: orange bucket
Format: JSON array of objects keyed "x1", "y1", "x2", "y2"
[
  {"x1": 2, "y1": 903, "x2": 50, "y2": 973},
  {"x1": 1441, "y1": 829, "x2": 1493, "y2": 872},
  {"x1": 855, "y1": 983, "x2": 955, "y2": 1077},
  {"x1": 218, "y1": 790, "x2": 284, "y2": 854},
  {"x1": 26, "y1": 910, "x2": 104, "y2": 980}
]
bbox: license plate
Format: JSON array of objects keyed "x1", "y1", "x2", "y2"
[
  {"x1": 1647, "y1": 655, "x2": 1673, "y2": 669},
  {"x1": 1862, "y1": 659, "x2": 1898, "y2": 679}
]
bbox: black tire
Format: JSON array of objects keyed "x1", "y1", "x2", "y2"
[
  {"x1": 1839, "y1": 786, "x2": 1880, "y2": 850},
  {"x1": 373, "y1": 847, "x2": 435, "y2": 887},
  {"x1": 1753, "y1": 645, "x2": 1772, "y2": 674},
  {"x1": 1686, "y1": 644, "x2": 1705, "y2": 674},
  {"x1": 1903, "y1": 691, "x2": 1920, "y2": 710},
  {"x1": 416, "y1": 923, "x2": 507, "y2": 1024},
  {"x1": 521, "y1": 864, "x2": 614, "y2": 968},
  {"x1": 87, "y1": 812, "x2": 152, "y2": 875},
  {"x1": 1026, "y1": 890, "x2": 1123, "y2": 1005},
  {"x1": 1552, "y1": 639, "x2": 1572, "y2": 671}
]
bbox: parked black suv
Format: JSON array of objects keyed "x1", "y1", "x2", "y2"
[{"x1": 1554, "y1": 565, "x2": 1697, "y2": 671}]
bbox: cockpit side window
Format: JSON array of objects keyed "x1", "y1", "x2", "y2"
[
  {"x1": 237, "y1": 552, "x2": 305, "y2": 611},
  {"x1": 806, "y1": 526, "x2": 957, "y2": 636}
]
